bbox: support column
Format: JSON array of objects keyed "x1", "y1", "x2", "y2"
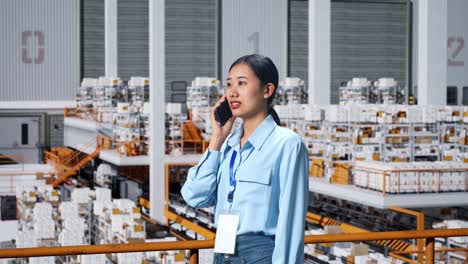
[
  {"x1": 149, "y1": 0, "x2": 166, "y2": 223},
  {"x1": 308, "y1": 0, "x2": 331, "y2": 105},
  {"x1": 104, "y1": 0, "x2": 118, "y2": 77},
  {"x1": 417, "y1": 0, "x2": 447, "y2": 105}
]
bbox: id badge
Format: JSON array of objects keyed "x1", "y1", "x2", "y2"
[{"x1": 214, "y1": 210, "x2": 240, "y2": 254}]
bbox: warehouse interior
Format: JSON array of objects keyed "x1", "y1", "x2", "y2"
[{"x1": 0, "y1": 0, "x2": 468, "y2": 263}]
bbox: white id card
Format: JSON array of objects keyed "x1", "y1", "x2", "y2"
[{"x1": 213, "y1": 214, "x2": 239, "y2": 254}]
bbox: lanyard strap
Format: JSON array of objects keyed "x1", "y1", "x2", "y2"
[{"x1": 228, "y1": 147, "x2": 255, "y2": 204}]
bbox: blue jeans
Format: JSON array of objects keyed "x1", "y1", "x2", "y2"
[{"x1": 213, "y1": 234, "x2": 275, "y2": 264}]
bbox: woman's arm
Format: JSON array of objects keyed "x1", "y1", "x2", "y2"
[
  {"x1": 181, "y1": 95, "x2": 236, "y2": 208},
  {"x1": 272, "y1": 137, "x2": 309, "y2": 264},
  {"x1": 180, "y1": 149, "x2": 221, "y2": 208}
]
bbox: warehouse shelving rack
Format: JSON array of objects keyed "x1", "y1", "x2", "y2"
[{"x1": 339, "y1": 84, "x2": 376, "y2": 105}]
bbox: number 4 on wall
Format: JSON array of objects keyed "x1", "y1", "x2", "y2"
[
  {"x1": 448, "y1": 36, "x2": 465, "y2": 67},
  {"x1": 22, "y1": 31, "x2": 45, "y2": 64}
]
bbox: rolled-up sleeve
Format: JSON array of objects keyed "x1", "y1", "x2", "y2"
[
  {"x1": 272, "y1": 138, "x2": 309, "y2": 264},
  {"x1": 181, "y1": 150, "x2": 221, "y2": 208}
]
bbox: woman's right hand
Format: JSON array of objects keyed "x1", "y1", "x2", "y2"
[{"x1": 208, "y1": 95, "x2": 236, "y2": 151}]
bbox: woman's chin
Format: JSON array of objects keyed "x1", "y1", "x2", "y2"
[{"x1": 231, "y1": 109, "x2": 242, "y2": 117}]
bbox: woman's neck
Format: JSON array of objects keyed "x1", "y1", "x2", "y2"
[{"x1": 240, "y1": 110, "x2": 268, "y2": 147}]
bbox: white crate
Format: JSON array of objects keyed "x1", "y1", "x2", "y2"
[
  {"x1": 111, "y1": 214, "x2": 133, "y2": 233},
  {"x1": 59, "y1": 202, "x2": 79, "y2": 219},
  {"x1": 29, "y1": 257, "x2": 55, "y2": 264},
  {"x1": 93, "y1": 200, "x2": 113, "y2": 217},
  {"x1": 63, "y1": 217, "x2": 86, "y2": 232},
  {"x1": 116, "y1": 252, "x2": 144, "y2": 264},
  {"x1": 58, "y1": 229, "x2": 84, "y2": 246},
  {"x1": 325, "y1": 105, "x2": 348, "y2": 123},
  {"x1": 95, "y1": 187, "x2": 112, "y2": 202},
  {"x1": 16, "y1": 230, "x2": 37, "y2": 248},
  {"x1": 166, "y1": 103, "x2": 183, "y2": 115},
  {"x1": 36, "y1": 185, "x2": 53, "y2": 196},
  {"x1": 305, "y1": 106, "x2": 324, "y2": 121},
  {"x1": 354, "y1": 161, "x2": 467, "y2": 194},
  {"x1": 33, "y1": 202, "x2": 53, "y2": 219},
  {"x1": 33, "y1": 217, "x2": 55, "y2": 239},
  {"x1": 71, "y1": 187, "x2": 91, "y2": 203},
  {"x1": 80, "y1": 254, "x2": 107, "y2": 264},
  {"x1": 113, "y1": 199, "x2": 136, "y2": 213}
]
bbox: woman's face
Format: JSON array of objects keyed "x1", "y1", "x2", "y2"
[{"x1": 226, "y1": 63, "x2": 267, "y2": 120}]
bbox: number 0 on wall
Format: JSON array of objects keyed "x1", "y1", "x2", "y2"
[{"x1": 21, "y1": 31, "x2": 45, "y2": 64}]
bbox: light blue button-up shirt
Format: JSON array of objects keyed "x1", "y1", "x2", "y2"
[{"x1": 181, "y1": 115, "x2": 309, "y2": 263}]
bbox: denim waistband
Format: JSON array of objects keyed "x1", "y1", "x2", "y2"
[
  {"x1": 236, "y1": 233, "x2": 275, "y2": 241},
  {"x1": 213, "y1": 233, "x2": 275, "y2": 263},
  {"x1": 235, "y1": 233, "x2": 275, "y2": 252}
]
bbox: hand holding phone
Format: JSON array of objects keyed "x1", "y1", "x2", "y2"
[
  {"x1": 208, "y1": 96, "x2": 235, "y2": 151},
  {"x1": 214, "y1": 100, "x2": 233, "y2": 127}
]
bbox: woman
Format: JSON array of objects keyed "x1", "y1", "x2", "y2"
[{"x1": 181, "y1": 54, "x2": 309, "y2": 263}]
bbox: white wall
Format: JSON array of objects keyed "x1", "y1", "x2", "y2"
[
  {"x1": 221, "y1": 0, "x2": 288, "y2": 82},
  {"x1": 413, "y1": 0, "x2": 468, "y2": 104},
  {"x1": 0, "y1": 0, "x2": 79, "y2": 102},
  {"x1": 447, "y1": 0, "x2": 468, "y2": 102},
  {"x1": 0, "y1": 220, "x2": 18, "y2": 242}
]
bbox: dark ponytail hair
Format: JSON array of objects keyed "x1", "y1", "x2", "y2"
[{"x1": 229, "y1": 54, "x2": 281, "y2": 126}]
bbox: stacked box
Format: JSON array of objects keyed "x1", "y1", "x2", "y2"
[
  {"x1": 93, "y1": 200, "x2": 113, "y2": 218},
  {"x1": 310, "y1": 158, "x2": 325, "y2": 178},
  {"x1": 331, "y1": 163, "x2": 351, "y2": 185},
  {"x1": 29, "y1": 257, "x2": 55, "y2": 264},
  {"x1": 58, "y1": 228, "x2": 85, "y2": 246},
  {"x1": 95, "y1": 187, "x2": 112, "y2": 202},
  {"x1": 59, "y1": 201, "x2": 79, "y2": 219},
  {"x1": 186, "y1": 77, "x2": 220, "y2": 108},
  {"x1": 113, "y1": 199, "x2": 136, "y2": 213},
  {"x1": 348, "y1": 104, "x2": 379, "y2": 123},
  {"x1": 355, "y1": 161, "x2": 468, "y2": 193},
  {"x1": 305, "y1": 106, "x2": 324, "y2": 121},
  {"x1": 116, "y1": 252, "x2": 144, "y2": 264},
  {"x1": 445, "y1": 220, "x2": 468, "y2": 244},
  {"x1": 33, "y1": 203, "x2": 53, "y2": 219},
  {"x1": 71, "y1": 187, "x2": 91, "y2": 204},
  {"x1": 16, "y1": 186, "x2": 37, "y2": 203},
  {"x1": 438, "y1": 106, "x2": 461, "y2": 122},
  {"x1": 16, "y1": 230, "x2": 37, "y2": 248},
  {"x1": 111, "y1": 214, "x2": 133, "y2": 233},
  {"x1": 33, "y1": 217, "x2": 55, "y2": 239},
  {"x1": 325, "y1": 105, "x2": 348, "y2": 123},
  {"x1": 463, "y1": 107, "x2": 468, "y2": 123},
  {"x1": 80, "y1": 254, "x2": 107, "y2": 264}
]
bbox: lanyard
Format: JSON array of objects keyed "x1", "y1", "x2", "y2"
[{"x1": 228, "y1": 147, "x2": 255, "y2": 209}]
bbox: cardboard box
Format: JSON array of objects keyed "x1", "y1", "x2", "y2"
[{"x1": 351, "y1": 243, "x2": 369, "y2": 256}]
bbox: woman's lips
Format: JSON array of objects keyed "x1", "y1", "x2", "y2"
[{"x1": 230, "y1": 101, "x2": 241, "y2": 110}]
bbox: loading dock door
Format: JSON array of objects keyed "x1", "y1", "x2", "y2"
[{"x1": 0, "y1": 117, "x2": 40, "y2": 163}]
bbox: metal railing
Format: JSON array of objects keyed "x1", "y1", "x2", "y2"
[
  {"x1": 389, "y1": 206, "x2": 426, "y2": 263},
  {"x1": 0, "y1": 228, "x2": 467, "y2": 263}
]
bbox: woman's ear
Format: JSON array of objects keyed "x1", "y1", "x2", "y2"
[{"x1": 263, "y1": 83, "x2": 275, "y2": 99}]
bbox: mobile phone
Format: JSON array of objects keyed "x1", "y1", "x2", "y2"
[{"x1": 214, "y1": 100, "x2": 233, "y2": 127}]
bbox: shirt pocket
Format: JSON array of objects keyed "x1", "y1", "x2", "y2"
[{"x1": 236, "y1": 166, "x2": 273, "y2": 205}]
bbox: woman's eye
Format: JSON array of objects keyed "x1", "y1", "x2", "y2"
[
  {"x1": 226, "y1": 82, "x2": 231, "y2": 87},
  {"x1": 239, "y1": 81, "x2": 246, "y2": 86}
]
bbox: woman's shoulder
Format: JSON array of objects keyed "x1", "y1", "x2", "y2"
[{"x1": 271, "y1": 125, "x2": 303, "y2": 145}]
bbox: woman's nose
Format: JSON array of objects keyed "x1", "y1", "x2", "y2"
[
  {"x1": 228, "y1": 91, "x2": 238, "y2": 98},
  {"x1": 228, "y1": 87, "x2": 238, "y2": 97}
]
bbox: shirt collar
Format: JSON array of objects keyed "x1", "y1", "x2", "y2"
[{"x1": 226, "y1": 115, "x2": 277, "y2": 150}]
